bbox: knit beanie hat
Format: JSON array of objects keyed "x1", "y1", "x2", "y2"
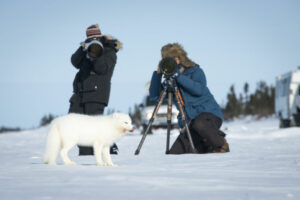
[{"x1": 86, "y1": 24, "x2": 102, "y2": 39}]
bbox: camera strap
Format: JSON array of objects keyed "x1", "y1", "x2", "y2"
[{"x1": 177, "y1": 89, "x2": 185, "y2": 107}]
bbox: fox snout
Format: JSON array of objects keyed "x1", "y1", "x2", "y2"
[{"x1": 130, "y1": 127, "x2": 135, "y2": 132}]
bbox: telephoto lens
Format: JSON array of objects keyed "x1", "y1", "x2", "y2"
[
  {"x1": 159, "y1": 57, "x2": 178, "y2": 77},
  {"x1": 86, "y1": 39, "x2": 104, "y2": 59}
]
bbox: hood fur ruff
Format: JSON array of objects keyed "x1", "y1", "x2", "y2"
[
  {"x1": 103, "y1": 35, "x2": 122, "y2": 51},
  {"x1": 161, "y1": 43, "x2": 196, "y2": 68}
]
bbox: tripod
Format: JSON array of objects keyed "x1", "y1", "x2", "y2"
[{"x1": 134, "y1": 77, "x2": 197, "y2": 155}]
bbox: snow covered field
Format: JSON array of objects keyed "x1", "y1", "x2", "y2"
[{"x1": 1, "y1": 116, "x2": 300, "y2": 200}]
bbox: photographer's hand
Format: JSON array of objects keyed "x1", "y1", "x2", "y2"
[
  {"x1": 80, "y1": 40, "x2": 90, "y2": 51},
  {"x1": 172, "y1": 66, "x2": 184, "y2": 79},
  {"x1": 80, "y1": 41, "x2": 86, "y2": 51}
]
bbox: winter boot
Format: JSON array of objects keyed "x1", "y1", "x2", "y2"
[
  {"x1": 110, "y1": 143, "x2": 119, "y2": 154},
  {"x1": 79, "y1": 146, "x2": 94, "y2": 155},
  {"x1": 213, "y1": 138, "x2": 230, "y2": 153}
]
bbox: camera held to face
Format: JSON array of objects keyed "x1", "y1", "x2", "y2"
[
  {"x1": 81, "y1": 37, "x2": 104, "y2": 59},
  {"x1": 159, "y1": 57, "x2": 178, "y2": 78}
]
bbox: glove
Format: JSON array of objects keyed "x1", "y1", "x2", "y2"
[
  {"x1": 172, "y1": 69, "x2": 181, "y2": 79},
  {"x1": 80, "y1": 41, "x2": 88, "y2": 51},
  {"x1": 172, "y1": 66, "x2": 185, "y2": 79},
  {"x1": 173, "y1": 71, "x2": 179, "y2": 78}
]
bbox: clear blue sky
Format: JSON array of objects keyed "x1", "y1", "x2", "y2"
[{"x1": 0, "y1": 0, "x2": 299, "y2": 128}]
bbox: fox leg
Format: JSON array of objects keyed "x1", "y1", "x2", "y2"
[
  {"x1": 60, "y1": 143, "x2": 77, "y2": 165},
  {"x1": 93, "y1": 141, "x2": 105, "y2": 166},
  {"x1": 103, "y1": 146, "x2": 117, "y2": 166}
]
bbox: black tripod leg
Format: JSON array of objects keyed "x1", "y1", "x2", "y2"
[
  {"x1": 134, "y1": 88, "x2": 168, "y2": 155},
  {"x1": 174, "y1": 87, "x2": 197, "y2": 153},
  {"x1": 166, "y1": 91, "x2": 172, "y2": 154}
]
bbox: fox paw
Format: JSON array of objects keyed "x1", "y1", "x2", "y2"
[
  {"x1": 105, "y1": 163, "x2": 118, "y2": 167},
  {"x1": 97, "y1": 163, "x2": 105, "y2": 166},
  {"x1": 97, "y1": 162, "x2": 118, "y2": 167},
  {"x1": 65, "y1": 161, "x2": 77, "y2": 166}
]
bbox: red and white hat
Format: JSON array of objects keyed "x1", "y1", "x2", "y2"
[{"x1": 86, "y1": 24, "x2": 102, "y2": 39}]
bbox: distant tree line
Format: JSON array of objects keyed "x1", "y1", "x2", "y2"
[
  {"x1": 129, "y1": 80, "x2": 275, "y2": 125},
  {"x1": 40, "y1": 114, "x2": 56, "y2": 126},
  {"x1": 0, "y1": 127, "x2": 21, "y2": 134},
  {"x1": 1, "y1": 114, "x2": 56, "y2": 134},
  {"x1": 222, "y1": 81, "x2": 275, "y2": 120}
]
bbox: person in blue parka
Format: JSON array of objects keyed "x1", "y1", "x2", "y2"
[{"x1": 149, "y1": 43, "x2": 229, "y2": 154}]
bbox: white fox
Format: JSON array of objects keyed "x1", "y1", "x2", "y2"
[{"x1": 44, "y1": 113, "x2": 134, "y2": 166}]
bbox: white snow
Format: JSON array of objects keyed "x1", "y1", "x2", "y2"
[{"x1": 1, "y1": 116, "x2": 300, "y2": 200}]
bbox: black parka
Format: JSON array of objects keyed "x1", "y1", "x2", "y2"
[{"x1": 70, "y1": 36, "x2": 121, "y2": 106}]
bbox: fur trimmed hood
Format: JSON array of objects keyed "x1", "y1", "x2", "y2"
[
  {"x1": 161, "y1": 43, "x2": 195, "y2": 68},
  {"x1": 102, "y1": 35, "x2": 122, "y2": 51}
]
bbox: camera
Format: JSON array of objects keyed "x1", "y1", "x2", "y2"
[
  {"x1": 159, "y1": 57, "x2": 178, "y2": 78},
  {"x1": 81, "y1": 38, "x2": 104, "y2": 59}
]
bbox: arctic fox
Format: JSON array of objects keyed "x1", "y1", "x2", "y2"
[{"x1": 44, "y1": 113, "x2": 134, "y2": 166}]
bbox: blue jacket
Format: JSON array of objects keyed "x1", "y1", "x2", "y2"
[{"x1": 149, "y1": 65, "x2": 223, "y2": 128}]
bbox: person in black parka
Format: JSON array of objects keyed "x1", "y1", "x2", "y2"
[{"x1": 68, "y1": 24, "x2": 122, "y2": 155}]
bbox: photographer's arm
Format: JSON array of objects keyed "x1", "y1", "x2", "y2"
[
  {"x1": 92, "y1": 48, "x2": 117, "y2": 74},
  {"x1": 175, "y1": 68, "x2": 206, "y2": 96},
  {"x1": 71, "y1": 47, "x2": 86, "y2": 69}
]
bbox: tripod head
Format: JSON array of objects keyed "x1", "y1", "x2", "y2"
[{"x1": 162, "y1": 76, "x2": 175, "y2": 88}]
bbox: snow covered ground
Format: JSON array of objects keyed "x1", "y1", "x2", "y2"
[{"x1": 0, "y1": 116, "x2": 300, "y2": 200}]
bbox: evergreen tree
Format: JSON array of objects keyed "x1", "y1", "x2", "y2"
[
  {"x1": 224, "y1": 85, "x2": 242, "y2": 119},
  {"x1": 243, "y1": 82, "x2": 251, "y2": 115},
  {"x1": 222, "y1": 81, "x2": 275, "y2": 120},
  {"x1": 244, "y1": 82, "x2": 249, "y2": 101},
  {"x1": 40, "y1": 114, "x2": 55, "y2": 126}
]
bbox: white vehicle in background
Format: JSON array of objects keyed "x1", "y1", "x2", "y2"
[
  {"x1": 139, "y1": 82, "x2": 179, "y2": 133},
  {"x1": 140, "y1": 95, "x2": 179, "y2": 133},
  {"x1": 275, "y1": 68, "x2": 300, "y2": 127}
]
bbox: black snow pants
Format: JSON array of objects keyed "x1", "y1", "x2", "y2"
[
  {"x1": 169, "y1": 112, "x2": 228, "y2": 154},
  {"x1": 68, "y1": 98, "x2": 118, "y2": 155}
]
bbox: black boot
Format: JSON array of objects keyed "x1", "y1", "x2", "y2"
[
  {"x1": 212, "y1": 138, "x2": 230, "y2": 153},
  {"x1": 110, "y1": 143, "x2": 119, "y2": 154},
  {"x1": 78, "y1": 146, "x2": 94, "y2": 155}
]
